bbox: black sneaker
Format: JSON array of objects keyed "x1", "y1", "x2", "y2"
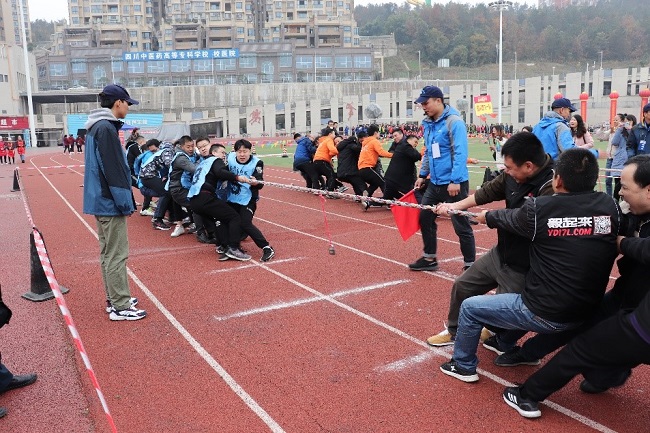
[
  {"x1": 439, "y1": 360, "x2": 478, "y2": 383},
  {"x1": 261, "y1": 246, "x2": 275, "y2": 262},
  {"x1": 216, "y1": 245, "x2": 230, "y2": 261},
  {"x1": 494, "y1": 347, "x2": 541, "y2": 367},
  {"x1": 408, "y1": 257, "x2": 439, "y2": 271},
  {"x1": 225, "y1": 247, "x2": 251, "y2": 261},
  {"x1": 482, "y1": 335, "x2": 507, "y2": 355},
  {"x1": 152, "y1": 219, "x2": 171, "y2": 230},
  {"x1": 503, "y1": 386, "x2": 541, "y2": 418},
  {"x1": 579, "y1": 379, "x2": 609, "y2": 394},
  {"x1": 196, "y1": 232, "x2": 212, "y2": 244}
]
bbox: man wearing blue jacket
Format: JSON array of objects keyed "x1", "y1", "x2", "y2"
[
  {"x1": 409, "y1": 85, "x2": 476, "y2": 272},
  {"x1": 532, "y1": 97, "x2": 576, "y2": 160},
  {"x1": 83, "y1": 84, "x2": 146, "y2": 321}
]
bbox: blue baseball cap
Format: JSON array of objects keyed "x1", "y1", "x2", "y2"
[
  {"x1": 100, "y1": 84, "x2": 139, "y2": 106},
  {"x1": 551, "y1": 97, "x2": 576, "y2": 112},
  {"x1": 415, "y1": 86, "x2": 444, "y2": 104}
]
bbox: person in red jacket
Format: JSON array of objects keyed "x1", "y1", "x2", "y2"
[
  {"x1": 6, "y1": 139, "x2": 15, "y2": 164},
  {"x1": 0, "y1": 138, "x2": 6, "y2": 164},
  {"x1": 76, "y1": 135, "x2": 84, "y2": 153},
  {"x1": 16, "y1": 137, "x2": 25, "y2": 163}
]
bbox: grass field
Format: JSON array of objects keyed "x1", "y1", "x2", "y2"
[{"x1": 252, "y1": 135, "x2": 612, "y2": 192}]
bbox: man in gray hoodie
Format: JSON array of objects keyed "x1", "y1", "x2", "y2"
[{"x1": 83, "y1": 84, "x2": 146, "y2": 321}]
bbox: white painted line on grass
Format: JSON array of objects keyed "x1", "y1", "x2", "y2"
[{"x1": 214, "y1": 279, "x2": 409, "y2": 321}]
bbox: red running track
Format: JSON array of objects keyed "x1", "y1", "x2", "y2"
[{"x1": 1, "y1": 147, "x2": 645, "y2": 432}]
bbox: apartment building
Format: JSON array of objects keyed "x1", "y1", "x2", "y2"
[{"x1": 36, "y1": 0, "x2": 370, "y2": 90}]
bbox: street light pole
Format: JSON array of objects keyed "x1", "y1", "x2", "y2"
[
  {"x1": 489, "y1": 0, "x2": 512, "y2": 125},
  {"x1": 418, "y1": 50, "x2": 422, "y2": 79},
  {"x1": 599, "y1": 50, "x2": 603, "y2": 69}
]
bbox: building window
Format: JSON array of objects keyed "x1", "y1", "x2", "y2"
[
  {"x1": 148, "y1": 61, "x2": 169, "y2": 73},
  {"x1": 93, "y1": 66, "x2": 107, "y2": 87},
  {"x1": 295, "y1": 55, "x2": 313, "y2": 69},
  {"x1": 315, "y1": 56, "x2": 332, "y2": 69},
  {"x1": 165, "y1": 40, "x2": 173, "y2": 47},
  {"x1": 354, "y1": 55, "x2": 371, "y2": 68},
  {"x1": 127, "y1": 62, "x2": 144, "y2": 74},
  {"x1": 239, "y1": 55, "x2": 256, "y2": 68},
  {"x1": 261, "y1": 61, "x2": 274, "y2": 75},
  {"x1": 171, "y1": 60, "x2": 190, "y2": 72},
  {"x1": 71, "y1": 60, "x2": 87, "y2": 74},
  {"x1": 49, "y1": 63, "x2": 67, "y2": 77},
  {"x1": 193, "y1": 60, "x2": 212, "y2": 71},
  {"x1": 134, "y1": 5, "x2": 141, "y2": 11},
  {"x1": 313, "y1": 0, "x2": 323, "y2": 7},
  {"x1": 214, "y1": 59, "x2": 236, "y2": 70},
  {"x1": 235, "y1": 1, "x2": 242, "y2": 9},
  {"x1": 335, "y1": 55, "x2": 352, "y2": 68},
  {"x1": 130, "y1": 30, "x2": 137, "y2": 38}
]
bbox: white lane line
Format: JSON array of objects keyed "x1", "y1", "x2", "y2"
[
  {"x1": 248, "y1": 218, "x2": 616, "y2": 433},
  {"x1": 32, "y1": 164, "x2": 286, "y2": 433},
  {"x1": 263, "y1": 196, "x2": 492, "y2": 252},
  {"x1": 376, "y1": 351, "x2": 441, "y2": 373},
  {"x1": 208, "y1": 257, "x2": 303, "y2": 274},
  {"x1": 256, "y1": 216, "x2": 458, "y2": 283},
  {"x1": 214, "y1": 279, "x2": 410, "y2": 321}
]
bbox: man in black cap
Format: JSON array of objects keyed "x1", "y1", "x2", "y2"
[
  {"x1": 626, "y1": 102, "x2": 650, "y2": 157},
  {"x1": 532, "y1": 97, "x2": 576, "y2": 160},
  {"x1": 83, "y1": 84, "x2": 146, "y2": 321}
]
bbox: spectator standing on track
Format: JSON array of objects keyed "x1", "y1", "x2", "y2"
[
  {"x1": 188, "y1": 144, "x2": 252, "y2": 261},
  {"x1": 569, "y1": 114, "x2": 594, "y2": 149},
  {"x1": 501, "y1": 154, "x2": 650, "y2": 419},
  {"x1": 76, "y1": 134, "x2": 84, "y2": 153},
  {"x1": 358, "y1": 124, "x2": 392, "y2": 210},
  {"x1": 292, "y1": 133, "x2": 318, "y2": 189},
  {"x1": 427, "y1": 132, "x2": 554, "y2": 347},
  {"x1": 611, "y1": 114, "x2": 636, "y2": 200},
  {"x1": 382, "y1": 133, "x2": 421, "y2": 201},
  {"x1": 16, "y1": 136, "x2": 25, "y2": 163},
  {"x1": 532, "y1": 97, "x2": 576, "y2": 160},
  {"x1": 408, "y1": 85, "x2": 475, "y2": 272},
  {"x1": 83, "y1": 84, "x2": 146, "y2": 321},
  {"x1": 605, "y1": 114, "x2": 625, "y2": 196},
  {"x1": 5, "y1": 139, "x2": 15, "y2": 165},
  {"x1": 62, "y1": 134, "x2": 70, "y2": 154},
  {"x1": 626, "y1": 103, "x2": 650, "y2": 158},
  {"x1": 67, "y1": 135, "x2": 76, "y2": 154},
  {"x1": 439, "y1": 148, "x2": 620, "y2": 383},
  {"x1": 226, "y1": 139, "x2": 275, "y2": 262}
]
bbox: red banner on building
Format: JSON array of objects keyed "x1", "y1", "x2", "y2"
[{"x1": 0, "y1": 117, "x2": 29, "y2": 130}]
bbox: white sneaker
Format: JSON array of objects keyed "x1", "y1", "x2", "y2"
[
  {"x1": 170, "y1": 225, "x2": 185, "y2": 237},
  {"x1": 105, "y1": 297, "x2": 138, "y2": 313},
  {"x1": 109, "y1": 306, "x2": 147, "y2": 321},
  {"x1": 140, "y1": 208, "x2": 155, "y2": 216}
]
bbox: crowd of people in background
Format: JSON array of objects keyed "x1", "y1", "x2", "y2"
[{"x1": 0, "y1": 136, "x2": 26, "y2": 164}]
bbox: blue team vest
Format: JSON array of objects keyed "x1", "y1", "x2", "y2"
[
  {"x1": 165, "y1": 151, "x2": 196, "y2": 191},
  {"x1": 227, "y1": 152, "x2": 259, "y2": 205},
  {"x1": 187, "y1": 156, "x2": 215, "y2": 199},
  {"x1": 135, "y1": 150, "x2": 156, "y2": 188}
]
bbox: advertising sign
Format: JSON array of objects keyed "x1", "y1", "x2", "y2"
[
  {"x1": 0, "y1": 116, "x2": 29, "y2": 130},
  {"x1": 473, "y1": 95, "x2": 494, "y2": 117}
]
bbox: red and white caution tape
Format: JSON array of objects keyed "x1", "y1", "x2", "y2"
[{"x1": 14, "y1": 167, "x2": 118, "y2": 433}]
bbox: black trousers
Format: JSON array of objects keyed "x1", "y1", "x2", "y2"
[
  {"x1": 189, "y1": 193, "x2": 242, "y2": 249},
  {"x1": 521, "y1": 311, "x2": 650, "y2": 402},
  {"x1": 313, "y1": 160, "x2": 337, "y2": 191},
  {"x1": 295, "y1": 161, "x2": 320, "y2": 190},
  {"x1": 337, "y1": 173, "x2": 367, "y2": 196},
  {"x1": 228, "y1": 202, "x2": 269, "y2": 250},
  {"x1": 359, "y1": 167, "x2": 386, "y2": 197}
]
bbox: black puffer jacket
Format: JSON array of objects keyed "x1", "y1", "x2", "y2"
[{"x1": 336, "y1": 136, "x2": 361, "y2": 177}]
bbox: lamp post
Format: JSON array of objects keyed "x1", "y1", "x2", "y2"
[
  {"x1": 598, "y1": 50, "x2": 603, "y2": 69},
  {"x1": 418, "y1": 50, "x2": 422, "y2": 79},
  {"x1": 489, "y1": 0, "x2": 512, "y2": 125}
]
